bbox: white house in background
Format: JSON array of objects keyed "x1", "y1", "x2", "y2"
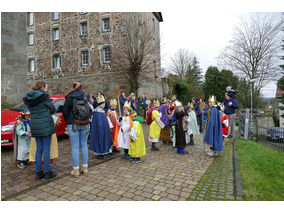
[{"x1": 276, "y1": 76, "x2": 284, "y2": 127}]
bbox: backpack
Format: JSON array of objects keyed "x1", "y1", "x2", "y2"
[{"x1": 72, "y1": 94, "x2": 90, "y2": 125}]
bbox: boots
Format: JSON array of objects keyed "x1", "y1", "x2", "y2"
[
  {"x1": 80, "y1": 166, "x2": 88, "y2": 174},
  {"x1": 151, "y1": 142, "x2": 160, "y2": 151},
  {"x1": 35, "y1": 171, "x2": 45, "y2": 180},
  {"x1": 45, "y1": 170, "x2": 57, "y2": 180},
  {"x1": 71, "y1": 168, "x2": 80, "y2": 177}
]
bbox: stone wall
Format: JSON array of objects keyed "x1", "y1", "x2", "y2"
[
  {"x1": 1, "y1": 12, "x2": 28, "y2": 103},
  {"x1": 27, "y1": 12, "x2": 162, "y2": 98}
]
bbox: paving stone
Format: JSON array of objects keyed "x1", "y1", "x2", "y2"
[{"x1": 151, "y1": 195, "x2": 161, "y2": 201}]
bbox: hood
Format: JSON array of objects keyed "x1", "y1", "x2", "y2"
[
  {"x1": 23, "y1": 90, "x2": 49, "y2": 106},
  {"x1": 66, "y1": 89, "x2": 85, "y2": 100},
  {"x1": 1, "y1": 110, "x2": 20, "y2": 125}
]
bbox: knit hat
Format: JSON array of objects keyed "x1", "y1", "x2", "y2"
[{"x1": 73, "y1": 82, "x2": 82, "y2": 90}]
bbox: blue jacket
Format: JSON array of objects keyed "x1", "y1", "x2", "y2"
[
  {"x1": 140, "y1": 97, "x2": 148, "y2": 109},
  {"x1": 194, "y1": 103, "x2": 202, "y2": 116},
  {"x1": 223, "y1": 98, "x2": 239, "y2": 115}
]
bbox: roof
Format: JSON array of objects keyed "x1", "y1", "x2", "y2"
[{"x1": 153, "y1": 12, "x2": 163, "y2": 22}]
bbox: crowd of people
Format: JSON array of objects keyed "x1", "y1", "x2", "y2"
[{"x1": 13, "y1": 81, "x2": 239, "y2": 180}]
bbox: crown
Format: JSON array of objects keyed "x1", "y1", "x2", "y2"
[
  {"x1": 97, "y1": 95, "x2": 105, "y2": 104},
  {"x1": 217, "y1": 102, "x2": 225, "y2": 111},
  {"x1": 174, "y1": 100, "x2": 182, "y2": 107},
  {"x1": 123, "y1": 101, "x2": 131, "y2": 110},
  {"x1": 172, "y1": 95, "x2": 176, "y2": 100},
  {"x1": 129, "y1": 111, "x2": 137, "y2": 118},
  {"x1": 208, "y1": 95, "x2": 216, "y2": 103},
  {"x1": 146, "y1": 99, "x2": 151, "y2": 105},
  {"x1": 110, "y1": 98, "x2": 117, "y2": 106},
  {"x1": 153, "y1": 99, "x2": 160, "y2": 107}
]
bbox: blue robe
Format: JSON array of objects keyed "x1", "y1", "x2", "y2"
[
  {"x1": 203, "y1": 107, "x2": 223, "y2": 151},
  {"x1": 89, "y1": 108, "x2": 113, "y2": 154}
]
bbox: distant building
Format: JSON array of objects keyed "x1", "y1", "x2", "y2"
[
  {"x1": 25, "y1": 12, "x2": 163, "y2": 98},
  {"x1": 1, "y1": 12, "x2": 28, "y2": 103},
  {"x1": 275, "y1": 76, "x2": 284, "y2": 127}
]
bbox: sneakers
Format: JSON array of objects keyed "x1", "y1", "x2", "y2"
[
  {"x1": 17, "y1": 162, "x2": 26, "y2": 169},
  {"x1": 131, "y1": 158, "x2": 141, "y2": 164}
]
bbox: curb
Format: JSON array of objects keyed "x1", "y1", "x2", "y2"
[{"x1": 232, "y1": 137, "x2": 243, "y2": 200}]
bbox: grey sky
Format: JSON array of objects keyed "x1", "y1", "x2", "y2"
[{"x1": 160, "y1": 11, "x2": 283, "y2": 98}]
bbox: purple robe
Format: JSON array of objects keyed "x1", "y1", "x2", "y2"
[{"x1": 158, "y1": 104, "x2": 170, "y2": 126}]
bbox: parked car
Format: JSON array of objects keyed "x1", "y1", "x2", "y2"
[
  {"x1": 1, "y1": 95, "x2": 66, "y2": 147},
  {"x1": 267, "y1": 127, "x2": 284, "y2": 143}
]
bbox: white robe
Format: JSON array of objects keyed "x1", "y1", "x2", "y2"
[{"x1": 117, "y1": 116, "x2": 131, "y2": 149}]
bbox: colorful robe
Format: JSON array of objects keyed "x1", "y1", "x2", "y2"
[
  {"x1": 149, "y1": 110, "x2": 165, "y2": 142},
  {"x1": 221, "y1": 114, "x2": 229, "y2": 137},
  {"x1": 129, "y1": 116, "x2": 146, "y2": 158},
  {"x1": 187, "y1": 110, "x2": 200, "y2": 135},
  {"x1": 203, "y1": 107, "x2": 223, "y2": 152},
  {"x1": 13, "y1": 121, "x2": 31, "y2": 162},
  {"x1": 106, "y1": 109, "x2": 119, "y2": 147},
  {"x1": 89, "y1": 107, "x2": 113, "y2": 154}
]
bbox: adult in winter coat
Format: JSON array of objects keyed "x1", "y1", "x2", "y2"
[
  {"x1": 223, "y1": 90, "x2": 239, "y2": 138},
  {"x1": 62, "y1": 82, "x2": 90, "y2": 176},
  {"x1": 23, "y1": 81, "x2": 57, "y2": 180}
]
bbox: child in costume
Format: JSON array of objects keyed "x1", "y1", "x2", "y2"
[
  {"x1": 106, "y1": 98, "x2": 120, "y2": 153},
  {"x1": 117, "y1": 102, "x2": 133, "y2": 159},
  {"x1": 174, "y1": 105, "x2": 188, "y2": 154},
  {"x1": 184, "y1": 105, "x2": 200, "y2": 146},
  {"x1": 149, "y1": 108, "x2": 165, "y2": 151},
  {"x1": 219, "y1": 104, "x2": 229, "y2": 138},
  {"x1": 129, "y1": 111, "x2": 146, "y2": 163},
  {"x1": 89, "y1": 95, "x2": 113, "y2": 159},
  {"x1": 146, "y1": 99, "x2": 159, "y2": 125},
  {"x1": 13, "y1": 110, "x2": 31, "y2": 169},
  {"x1": 203, "y1": 95, "x2": 223, "y2": 157}
]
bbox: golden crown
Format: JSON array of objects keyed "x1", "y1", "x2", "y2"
[
  {"x1": 146, "y1": 99, "x2": 151, "y2": 105},
  {"x1": 123, "y1": 101, "x2": 131, "y2": 110},
  {"x1": 208, "y1": 95, "x2": 216, "y2": 103},
  {"x1": 153, "y1": 99, "x2": 160, "y2": 107},
  {"x1": 174, "y1": 100, "x2": 182, "y2": 107},
  {"x1": 97, "y1": 95, "x2": 105, "y2": 104},
  {"x1": 110, "y1": 98, "x2": 117, "y2": 106}
]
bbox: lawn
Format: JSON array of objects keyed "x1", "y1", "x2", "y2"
[{"x1": 236, "y1": 139, "x2": 284, "y2": 200}]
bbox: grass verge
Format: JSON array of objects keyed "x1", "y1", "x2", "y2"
[{"x1": 236, "y1": 138, "x2": 284, "y2": 200}]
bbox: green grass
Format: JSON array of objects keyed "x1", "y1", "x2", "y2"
[{"x1": 236, "y1": 139, "x2": 284, "y2": 200}]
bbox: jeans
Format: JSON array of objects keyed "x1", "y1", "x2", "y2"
[
  {"x1": 228, "y1": 113, "x2": 236, "y2": 137},
  {"x1": 35, "y1": 135, "x2": 52, "y2": 173},
  {"x1": 197, "y1": 114, "x2": 203, "y2": 133},
  {"x1": 67, "y1": 124, "x2": 90, "y2": 169}
]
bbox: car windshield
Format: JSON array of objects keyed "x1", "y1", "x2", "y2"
[{"x1": 11, "y1": 99, "x2": 55, "y2": 112}]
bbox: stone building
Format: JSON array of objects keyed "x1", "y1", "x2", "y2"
[
  {"x1": 26, "y1": 12, "x2": 163, "y2": 99},
  {"x1": 1, "y1": 12, "x2": 28, "y2": 103}
]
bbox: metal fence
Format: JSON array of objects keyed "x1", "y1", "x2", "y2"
[{"x1": 238, "y1": 109, "x2": 284, "y2": 152}]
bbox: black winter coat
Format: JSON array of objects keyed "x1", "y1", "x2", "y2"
[{"x1": 23, "y1": 90, "x2": 56, "y2": 137}]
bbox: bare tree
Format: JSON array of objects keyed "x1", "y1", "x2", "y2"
[
  {"x1": 119, "y1": 12, "x2": 161, "y2": 95},
  {"x1": 168, "y1": 48, "x2": 195, "y2": 80},
  {"x1": 218, "y1": 14, "x2": 284, "y2": 96}
]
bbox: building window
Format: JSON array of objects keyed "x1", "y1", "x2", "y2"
[
  {"x1": 80, "y1": 22, "x2": 88, "y2": 36},
  {"x1": 27, "y1": 12, "x2": 34, "y2": 26},
  {"x1": 52, "y1": 28, "x2": 59, "y2": 41},
  {"x1": 103, "y1": 46, "x2": 111, "y2": 62},
  {"x1": 102, "y1": 18, "x2": 110, "y2": 32},
  {"x1": 29, "y1": 59, "x2": 35, "y2": 72},
  {"x1": 81, "y1": 50, "x2": 89, "y2": 66},
  {"x1": 52, "y1": 12, "x2": 60, "y2": 20},
  {"x1": 52, "y1": 54, "x2": 61, "y2": 69},
  {"x1": 28, "y1": 33, "x2": 34, "y2": 46}
]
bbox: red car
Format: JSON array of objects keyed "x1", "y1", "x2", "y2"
[{"x1": 1, "y1": 95, "x2": 67, "y2": 147}]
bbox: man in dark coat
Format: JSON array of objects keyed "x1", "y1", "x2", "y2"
[
  {"x1": 175, "y1": 105, "x2": 188, "y2": 154},
  {"x1": 119, "y1": 92, "x2": 127, "y2": 115}
]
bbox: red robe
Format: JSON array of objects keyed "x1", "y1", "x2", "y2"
[
  {"x1": 106, "y1": 109, "x2": 119, "y2": 147},
  {"x1": 221, "y1": 114, "x2": 229, "y2": 137}
]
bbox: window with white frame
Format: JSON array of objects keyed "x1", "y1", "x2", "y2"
[
  {"x1": 52, "y1": 54, "x2": 61, "y2": 69},
  {"x1": 28, "y1": 33, "x2": 34, "y2": 46},
  {"x1": 81, "y1": 50, "x2": 89, "y2": 66},
  {"x1": 29, "y1": 59, "x2": 35, "y2": 72},
  {"x1": 52, "y1": 12, "x2": 60, "y2": 20},
  {"x1": 28, "y1": 12, "x2": 34, "y2": 26},
  {"x1": 103, "y1": 46, "x2": 111, "y2": 62},
  {"x1": 103, "y1": 18, "x2": 110, "y2": 32},
  {"x1": 80, "y1": 22, "x2": 88, "y2": 36},
  {"x1": 52, "y1": 28, "x2": 59, "y2": 40}
]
